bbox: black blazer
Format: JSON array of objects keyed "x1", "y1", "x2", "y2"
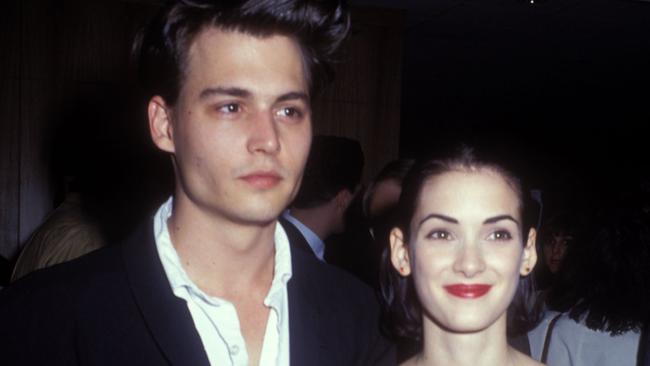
[{"x1": 0, "y1": 221, "x2": 394, "y2": 365}]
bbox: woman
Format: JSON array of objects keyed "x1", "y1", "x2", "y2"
[
  {"x1": 381, "y1": 144, "x2": 543, "y2": 366},
  {"x1": 540, "y1": 191, "x2": 650, "y2": 366},
  {"x1": 534, "y1": 211, "x2": 583, "y2": 291},
  {"x1": 525, "y1": 210, "x2": 586, "y2": 360}
]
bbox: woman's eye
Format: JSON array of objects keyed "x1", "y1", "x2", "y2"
[
  {"x1": 488, "y1": 230, "x2": 512, "y2": 241},
  {"x1": 426, "y1": 230, "x2": 453, "y2": 241}
]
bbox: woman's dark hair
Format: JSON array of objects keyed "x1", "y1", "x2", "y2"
[
  {"x1": 379, "y1": 143, "x2": 540, "y2": 341},
  {"x1": 547, "y1": 193, "x2": 650, "y2": 335},
  {"x1": 134, "y1": 0, "x2": 350, "y2": 104}
]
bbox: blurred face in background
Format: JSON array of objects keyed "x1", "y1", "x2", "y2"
[
  {"x1": 543, "y1": 232, "x2": 571, "y2": 274},
  {"x1": 369, "y1": 178, "x2": 402, "y2": 219}
]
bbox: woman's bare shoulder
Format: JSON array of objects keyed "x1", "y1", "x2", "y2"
[{"x1": 513, "y1": 349, "x2": 545, "y2": 366}]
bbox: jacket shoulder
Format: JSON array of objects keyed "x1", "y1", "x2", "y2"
[
  {"x1": 0, "y1": 244, "x2": 128, "y2": 364},
  {"x1": 290, "y1": 246, "x2": 396, "y2": 365},
  {"x1": 3, "y1": 243, "x2": 124, "y2": 299}
]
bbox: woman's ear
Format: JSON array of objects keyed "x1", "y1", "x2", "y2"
[
  {"x1": 390, "y1": 227, "x2": 412, "y2": 276},
  {"x1": 520, "y1": 228, "x2": 538, "y2": 276}
]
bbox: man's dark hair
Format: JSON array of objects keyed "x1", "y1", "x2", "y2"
[
  {"x1": 134, "y1": 0, "x2": 350, "y2": 105},
  {"x1": 291, "y1": 135, "x2": 364, "y2": 209}
]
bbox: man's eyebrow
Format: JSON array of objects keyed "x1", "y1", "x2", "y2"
[
  {"x1": 199, "y1": 86, "x2": 251, "y2": 100},
  {"x1": 276, "y1": 91, "x2": 310, "y2": 103},
  {"x1": 483, "y1": 215, "x2": 519, "y2": 225},
  {"x1": 198, "y1": 88, "x2": 309, "y2": 104},
  {"x1": 417, "y1": 213, "x2": 458, "y2": 229}
]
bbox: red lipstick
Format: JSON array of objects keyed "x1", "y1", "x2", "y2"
[
  {"x1": 240, "y1": 172, "x2": 282, "y2": 189},
  {"x1": 443, "y1": 284, "x2": 492, "y2": 299}
]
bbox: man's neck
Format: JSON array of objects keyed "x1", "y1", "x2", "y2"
[
  {"x1": 289, "y1": 206, "x2": 333, "y2": 241},
  {"x1": 168, "y1": 196, "x2": 277, "y2": 300}
]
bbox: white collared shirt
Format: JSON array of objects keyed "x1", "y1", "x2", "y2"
[
  {"x1": 282, "y1": 210, "x2": 326, "y2": 261},
  {"x1": 153, "y1": 197, "x2": 292, "y2": 366}
]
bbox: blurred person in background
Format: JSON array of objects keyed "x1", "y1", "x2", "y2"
[{"x1": 533, "y1": 192, "x2": 650, "y2": 365}]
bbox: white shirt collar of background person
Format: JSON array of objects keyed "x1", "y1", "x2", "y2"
[{"x1": 154, "y1": 197, "x2": 292, "y2": 366}]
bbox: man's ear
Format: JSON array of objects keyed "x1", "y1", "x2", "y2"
[
  {"x1": 148, "y1": 95, "x2": 175, "y2": 153},
  {"x1": 390, "y1": 227, "x2": 411, "y2": 276},
  {"x1": 520, "y1": 228, "x2": 538, "y2": 276},
  {"x1": 334, "y1": 189, "x2": 354, "y2": 212}
]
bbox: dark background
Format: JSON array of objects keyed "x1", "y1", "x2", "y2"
[
  {"x1": 1, "y1": 0, "x2": 650, "y2": 262},
  {"x1": 353, "y1": 0, "x2": 650, "y2": 212}
]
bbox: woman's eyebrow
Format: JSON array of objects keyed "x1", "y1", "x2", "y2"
[
  {"x1": 483, "y1": 215, "x2": 519, "y2": 225},
  {"x1": 417, "y1": 213, "x2": 458, "y2": 229}
]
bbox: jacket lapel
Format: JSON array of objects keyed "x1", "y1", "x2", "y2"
[
  {"x1": 120, "y1": 222, "x2": 210, "y2": 366},
  {"x1": 279, "y1": 216, "x2": 317, "y2": 258},
  {"x1": 288, "y1": 242, "x2": 325, "y2": 366}
]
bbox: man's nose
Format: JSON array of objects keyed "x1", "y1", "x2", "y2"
[{"x1": 247, "y1": 110, "x2": 280, "y2": 154}]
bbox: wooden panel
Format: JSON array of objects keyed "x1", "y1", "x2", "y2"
[
  {"x1": 19, "y1": 79, "x2": 57, "y2": 247},
  {"x1": 320, "y1": 25, "x2": 381, "y2": 104},
  {"x1": 0, "y1": 79, "x2": 21, "y2": 259},
  {"x1": 369, "y1": 20, "x2": 403, "y2": 176},
  {"x1": 313, "y1": 7, "x2": 405, "y2": 182},
  {"x1": 20, "y1": 0, "x2": 57, "y2": 80},
  {"x1": 60, "y1": 0, "x2": 135, "y2": 83},
  {"x1": 312, "y1": 100, "x2": 398, "y2": 182},
  {"x1": 15, "y1": 0, "x2": 59, "y2": 251},
  {"x1": 0, "y1": 1, "x2": 21, "y2": 80},
  {"x1": 312, "y1": 99, "x2": 373, "y2": 137},
  {"x1": 0, "y1": 2, "x2": 21, "y2": 259}
]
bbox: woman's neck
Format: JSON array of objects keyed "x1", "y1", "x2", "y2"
[{"x1": 413, "y1": 314, "x2": 518, "y2": 366}]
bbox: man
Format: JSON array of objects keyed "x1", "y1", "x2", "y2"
[
  {"x1": 281, "y1": 135, "x2": 364, "y2": 261},
  {"x1": 11, "y1": 180, "x2": 107, "y2": 282},
  {"x1": 0, "y1": 1, "x2": 394, "y2": 365}
]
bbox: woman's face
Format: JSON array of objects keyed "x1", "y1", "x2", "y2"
[{"x1": 390, "y1": 169, "x2": 537, "y2": 334}]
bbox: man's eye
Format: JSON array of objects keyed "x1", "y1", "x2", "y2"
[
  {"x1": 488, "y1": 230, "x2": 512, "y2": 241},
  {"x1": 218, "y1": 103, "x2": 240, "y2": 113},
  {"x1": 276, "y1": 107, "x2": 302, "y2": 118},
  {"x1": 426, "y1": 230, "x2": 453, "y2": 240}
]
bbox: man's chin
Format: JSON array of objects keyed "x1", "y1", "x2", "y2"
[{"x1": 228, "y1": 207, "x2": 285, "y2": 227}]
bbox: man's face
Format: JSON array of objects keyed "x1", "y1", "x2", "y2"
[{"x1": 149, "y1": 28, "x2": 312, "y2": 226}]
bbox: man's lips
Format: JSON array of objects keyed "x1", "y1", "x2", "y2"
[
  {"x1": 443, "y1": 284, "x2": 492, "y2": 299},
  {"x1": 240, "y1": 172, "x2": 282, "y2": 189}
]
